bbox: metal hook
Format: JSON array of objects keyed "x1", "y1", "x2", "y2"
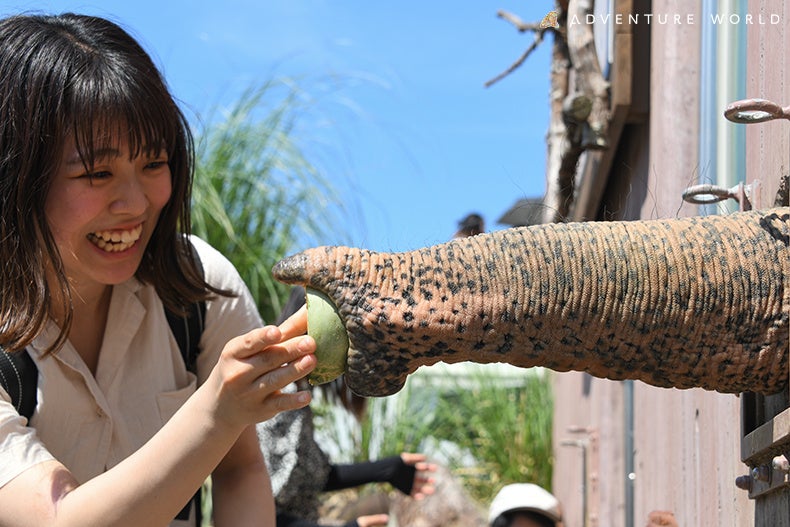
[
  {"x1": 682, "y1": 182, "x2": 755, "y2": 211},
  {"x1": 681, "y1": 183, "x2": 741, "y2": 205},
  {"x1": 724, "y1": 98, "x2": 790, "y2": 124}
]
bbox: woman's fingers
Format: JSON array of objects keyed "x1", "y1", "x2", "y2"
[
  {"x1": 225, "y1": 323, "x2": 315, "y2": 363},
  {"x1": 399, "y1": 452, "x2": 437, "y2": 499},
  {"x1": 260, "y1": 387, "x2": 313, "y2": 414},
  {"x1": 400, "y1": 452, "x2": 426, "y2": 465},
  {"x1": 217, "y1": 326, "x2": 316, "y2": 393},
  {"x1": 400, "y1": 453, "x2": 438, "y2": 474},
  {"x1": 248, "y1": 352, "x2": 316, "y2": 422},
  {"x1": 224, "y1": 326, "x2": 284, "y2": 360},
  {"x1": 252, "y1": 349, "x2": 316, "y2": 396},
  {"x1": 412, "y1": 477, "x2": 436, "y2": 499},
  {"x1": 415, "y1": 461, "x2": 438, "y2": 473},
  {"x1": 277, "y1": 304, "x2": 308, "y2": 340},
  {"x1": 211, "y1": 326, "x2": 317, "y2": 426}
]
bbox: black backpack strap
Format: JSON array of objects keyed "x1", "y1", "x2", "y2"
[
  {"x1": 167, "y1": 290, "x2": 205, "y2": 524},
  {"x1": 0, "y1": 346, "x2": 38, "y2": 420},
  {"x1": 168, "y1": 293, "x2": 205, "y2": 525},
  {"x1": 164, "y1": 297, "x2": 206, "y2": 374},
  {"x1": 174, "y1": 491, "x2": 203, "y2": 524},
  {"x1": 168, "y1": 243, "x2": 206, "y2": 525},
  {"x1": 164, "y1": 241, "x2": 207, "y2": 374}
]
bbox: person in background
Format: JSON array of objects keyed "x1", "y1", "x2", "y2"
[
  {"x1": 0, "y1": 12, "x2": 315, "y2": 526},
  {"x1": 259, "y1": 286, "x2": 437, "y2": 527},
  {"x1": 488, "y1": 483, "x2": 562, "y2": 527},
  {"x1": 453, "y1": 212, "x2": 486, "y2": 238}
]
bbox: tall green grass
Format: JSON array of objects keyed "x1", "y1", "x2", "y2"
[{"x1": 191, "y1": 79, "x2": 347, "y2": 323}]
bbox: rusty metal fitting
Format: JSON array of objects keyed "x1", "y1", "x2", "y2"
[
  {"x1": 751, "y1": 465, "x2": 771, "y2": 482},
  {"x1": 682, "y1": 183, "x2": 743, "y2": 205},
  {"x1": 735, "y1": 475, "x2": 753, "y2": 491}
]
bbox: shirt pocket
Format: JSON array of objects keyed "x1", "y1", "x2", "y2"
[{"x1": 155, "y1": 371, "x2": 197, "y2": 424}]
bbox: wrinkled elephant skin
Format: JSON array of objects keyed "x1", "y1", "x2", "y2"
[{"x1": 273, "y1": 209, "x2": 790, "y2": 397}]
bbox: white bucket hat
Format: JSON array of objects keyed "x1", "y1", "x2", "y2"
[{"x1": 488, "y1": 483, "x2": 562, "y2": 525}]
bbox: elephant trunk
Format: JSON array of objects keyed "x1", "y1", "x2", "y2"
[{"x1": 273, "y1": 209, "x2": 790, "y2": 397}]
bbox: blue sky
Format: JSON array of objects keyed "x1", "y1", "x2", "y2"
[{"x1": 3, "y1": 1, "x2": 553, "y2": 252}]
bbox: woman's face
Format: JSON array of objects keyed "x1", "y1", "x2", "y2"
[{"x1": 45, "y1": 135, "x2": 172, "y2": 295}]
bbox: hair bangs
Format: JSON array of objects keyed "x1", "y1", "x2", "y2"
[{"x1": 66, "y1": 59, "x2": 180, "y2": 168}]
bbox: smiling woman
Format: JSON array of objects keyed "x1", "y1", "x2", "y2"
[
  {"x1": 0, "y1": 12, "x2": 317, "y2": 527},
  {"x1": 0, "y1": 13, "x2": 201, "y2": 355}
]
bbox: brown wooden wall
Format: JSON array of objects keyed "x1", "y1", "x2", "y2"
[
  {"x1": 551, "y1": 1, "x2": 789, "y2": 525},
  {"x1": 741, "y1": 2, "x2": 790, "y2": 525}
]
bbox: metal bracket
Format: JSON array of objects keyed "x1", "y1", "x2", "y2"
[
  {"x1": 561, "y1": 426, "x2": 599, "y2": 527},
  {"x1": 736, "y1": 453, "x2": 790, "y2": 499},
  {"x1": 738, "y1": 407, "x2": 790, "y2": 498}
]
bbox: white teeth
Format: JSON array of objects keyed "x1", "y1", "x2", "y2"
[{"x1": 88, "y1": 224, "x2": 143, "y2": 252}]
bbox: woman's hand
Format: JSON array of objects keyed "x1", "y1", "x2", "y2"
[
  {"x1": 207, "y1": 305, "x2": 317, "y2": 428},
  {"x1": 399, "y1": 453, "x2": 437, "y2": 500}
]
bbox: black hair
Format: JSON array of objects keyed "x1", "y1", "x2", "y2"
[{"x1": 0, "y1": 13, "x2": 226, "y2": 353}]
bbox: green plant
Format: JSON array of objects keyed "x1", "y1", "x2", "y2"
[
  {"x1": 191, "y1": 79, "x2": 346, "y2": 323},
  {"x1": 314, "y1": 366, "x2": 554, "y2": 506}
]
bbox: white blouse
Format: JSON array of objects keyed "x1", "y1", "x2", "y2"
[{"x1": 0, "y1": 236, "x2": 263, "y2": 526}]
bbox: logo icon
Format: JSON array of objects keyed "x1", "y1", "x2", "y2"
[{"x1": 539, "y1": 10, "x2": 560, "y2": 29}]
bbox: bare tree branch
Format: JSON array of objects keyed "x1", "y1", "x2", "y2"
[
  {"x1": 485, "y1": 29, "x2": 546, "y2": 88},
  {"x1": 485, "y1": 7, "x2": 565, "y2": 87},
  {"x1": 488, "y1": 1, "x2": 609, "y2": 223},
  {"x1": 496, "y1": 9, "x2": 542, "y2": 32}
]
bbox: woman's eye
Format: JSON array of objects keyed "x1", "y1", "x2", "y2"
[
  {"x1": 82, "y1": 171, "x2": 111, "y2": 181},
  {"x1": 146, "y1": 161, "x2": 167, "y2": 170}
]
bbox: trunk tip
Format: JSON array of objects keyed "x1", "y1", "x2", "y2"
[{"x1": 272, "y1": 252, "x2": 308, "y2": 284}]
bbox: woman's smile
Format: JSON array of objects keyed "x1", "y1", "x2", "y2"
[{"x1": 87, "y1": 223, "x2": 144, "y2": 252}]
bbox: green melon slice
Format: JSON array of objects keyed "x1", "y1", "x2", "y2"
[{"x1": 305, "y1": 288, "x2": 349, "y2": 385}]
